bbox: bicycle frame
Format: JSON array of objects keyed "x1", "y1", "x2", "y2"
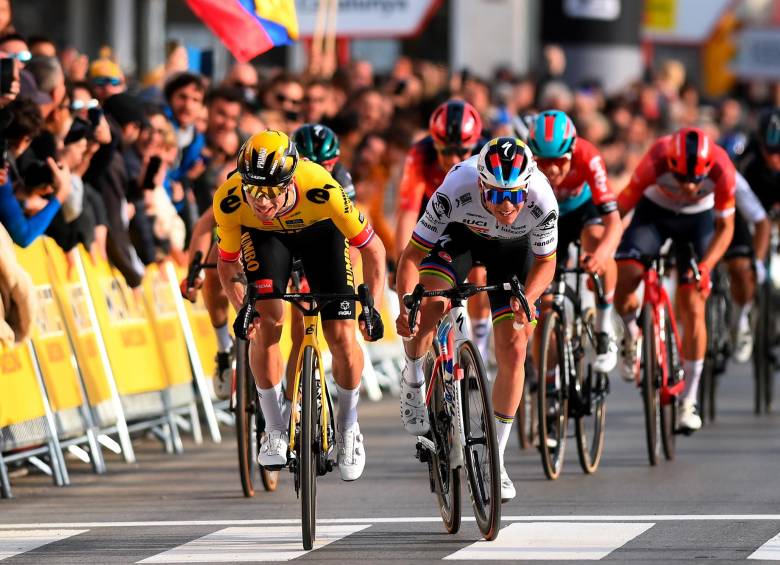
[
  {"x1": 425, "y1": 303, "x2": 471, "y2": 464},
  {"x1": 639, "y1": 262, "x2": 685, "y2": 405}
]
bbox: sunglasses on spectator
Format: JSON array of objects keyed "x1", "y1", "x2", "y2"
[
  {"x1": 71, "y1": 98, "x2": 99, "y2": 112},
  {"x1": 480, "y1": 180, "x2": 527, "y2": 205},
  {"x1": 276, "y1": 92, "x2": 302, "y2": 106},
  {"x1": 243, "y1": 182, "x2": 290, "y2": 200},
  {"x1": 672, "y1": 172, "x2": 706, "y2": 184},
  {"x1": 536, "y1": 152, "x2": 572, "y2": 170},
  {"x1": 93, "y1": 76, "x2": 121, "y2": 87},
  {"x1": 436, "y1": 144, "x2": 472, "y2": 157},
  {"x1": 10, "y1": 50, "x2": 31, "y2": 63}
]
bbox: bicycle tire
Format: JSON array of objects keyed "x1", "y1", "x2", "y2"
[
  {"x1": 575, "y1": 308, "x2": 607, "y2": 474},
  {"x1": 300, "y1": 346, "x2": 317, "y2": 550},
  {"x1": 754, "y1": 280, "x2": 771, "y2": 414},
  {"x1": 459, "y1": 340, "x2": 501, "y2": 541},
  {"x1": 699, "y1": 296, "x2": 716, "y2": 426},
  {"x1": 235, "y1": 339, "x2": 256, "y2": 498},
  {"x1": 641, "y1": 303, "x2": 659, "y2": 466},
  {"x1": 660, "y1": 307, "x2": 676, "y2": 461},
  {"x1": 537, "y1": 310, "x2": 568, "y2": 480},
  {"x1": 426, "y1": 350, "x2": 462, "y2": 534}
]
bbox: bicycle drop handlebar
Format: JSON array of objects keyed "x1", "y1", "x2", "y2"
[{"x1": 403, "y1": 275, "x2": 532, "y2": 335}]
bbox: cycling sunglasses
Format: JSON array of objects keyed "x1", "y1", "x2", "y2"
[
  {"x1": 71, "y1": 98, "x2": 99, "y2": 112},
  {"x1": 11, "y1": 50, "x2": 31, "y2": 63},
  {"x1": 535, "y1": 152, "x2": 572, "y2": 170},
  {"x1": 436, "y1": 144, "x2": 473, "y2": 157},
  {"x1": 672, "y1": 171, "x2": 706, "y2": 184},
  {"x1": 93, "y1": 76, "x2": 121, "y2": 87},
  {"x1": 482, "y1": 184, "x2": 527, "y2": 206},
  {"x1": 243, "y1": 182, "x2": 290, "y2": 200}
]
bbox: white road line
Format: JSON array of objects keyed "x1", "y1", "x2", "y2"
[
  {"x1": 2, "y1": 515, "x2": 780, "y2": 530},
  {"x1": 137, "y1": 524, "x2": 370, "y2": 563},
  {"x1": 749, "y1": 529, "x2": 780, "y2": 560},
  {"x1": 443, "y1": 522, "x2": 654, "y2": 561},
  {"x1": 0, "y1": 529, "x2": 88, "y2": 561}
]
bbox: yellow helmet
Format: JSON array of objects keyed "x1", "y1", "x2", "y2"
[{"x1": 237, "y1": 130, "x2": 299, "y2": 197}]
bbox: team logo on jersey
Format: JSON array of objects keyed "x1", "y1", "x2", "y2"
[
  {"x1": 306, "y1": 188, "x2": 330, "y2": 203},
  {"x1": 438, "y1": 251, "x2": 452, "y2": 263},
  {"x1": 456, "y1": 192, "x2": 472, "y2": 207},
  {"x1": 220, "y1": 186, "x2": 242, "y2": 214},
  {"x1": 538, "y1": 210, "x2": 558, "y2": 231},
  {"x1": 527, "y1": 201, "x2": 543, "y2": 219},
  {"x1": 432, "y1": 193, "x2": 452, "y2": 219},
  {"x1": 256, "y1": 148, "x2": 268, "y2": 169}
]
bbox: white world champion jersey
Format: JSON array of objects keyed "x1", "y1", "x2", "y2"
[
  {"x1": 735, "y1": 171, "x2": 767, "y2": 224},
  {"x1": 410, "y1": 155, "x2": 559, "y2": 260}
]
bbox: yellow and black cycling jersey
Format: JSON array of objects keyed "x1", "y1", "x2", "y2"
[{"x1": 213, "y1": 160, "x2": 375, "y2": 262}]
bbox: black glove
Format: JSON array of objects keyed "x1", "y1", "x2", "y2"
[
  {"x1": 358, "y1": 308, "x2": 384, "y2": 341},
  {"x1": 233, "y1": 304, "x2": 260, "y2": 340}
]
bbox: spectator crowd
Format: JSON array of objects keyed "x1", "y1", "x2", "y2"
[{"x1": 1, "y1": 0, "x2": 779, "y2": 346}]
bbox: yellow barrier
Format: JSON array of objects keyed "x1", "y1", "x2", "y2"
[{"x1": 0, "y1": 342, "x2": 46, "y2": 428}]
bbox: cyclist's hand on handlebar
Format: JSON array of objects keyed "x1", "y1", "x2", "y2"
[
  {"x1": 755, "y1": 259, "x2": 767, "y2": 285},
  {"x1": 581, "y1": 246, "x2": 610, "y2": 275},
  {"x1": 359, "y1": 308, "x2": 384, "y2": 341},
  {"x1": 696, "y1": 262, "x2": 711, "y2": 297},
  {"x1": 233, "y1": 304, "x2": 260, "y2": 340},
  {"x1": 510, "y1": 296, "x2": 537, "y2": 332},
  {"x1": 396, "y1": 308, "x2": 418, "y2": 339},
  {"x1": 179, "y1": 276, "x2": 203, "y2": 303}
]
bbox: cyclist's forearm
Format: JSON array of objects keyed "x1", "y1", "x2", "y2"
[
  {"x1": 600, "y1": 211, "x2": 623, "y2": 254},
  {"x1": 754, "y1": 218, "x2": 771, "y2": 262},
  {"x1": 396, "y1": 243, "x2": 426, "y2": 301},
  {"x1": 188, "y1": 212, "x2": 216, "y2": 265},
  {"x1": 217, "y1": 258, "x2": 245, "y2": 311},
  {"x1": 394, "y1": 209, "x2": 418, "y2": 261},
  {"x1": 358, "y1": 236, "x2": 387, "y2": 305},
  {"x1": 702, "y1": 217, "x2": 735, "y2": 269},
  {"x1": 524, "y1": 257, "x2": 557, "y2": 305}
]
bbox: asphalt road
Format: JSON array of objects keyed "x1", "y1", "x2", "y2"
[{"x1": 2, "y1": 360, "x2": 779, "y2": 564}]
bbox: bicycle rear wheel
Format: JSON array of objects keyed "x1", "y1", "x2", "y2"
[
  {"x1": 537, "y1": 310, "x2": 568, "y2": 480},
  {"x1": 575, "y1": 308, "x2": 607, "y2": 474},
  {"x1": 699, "y1": 296, "x2": 716, "y2": 426},
  {"x1": 754, "y1": 279, "x2": 771, "y2": 414},
  {"x1": 641, "y1": 303, "x2": 660, "y2": 466},
  {"x1": 300, "y1": 346, "x2": 318, "y2": 550},
  {"x1": 235, "y1": 339, "x2": 257, "y2": 498},
  {"x1": 459, "y1": 341, "x2": 501, "y2": 541},
  {"x1": 426, "y1": 351, "x2": 461, "y2": 534}
]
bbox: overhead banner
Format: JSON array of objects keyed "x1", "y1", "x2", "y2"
[
  {"x1": 295, "y1": 0, "x2": 441, "y2": 37},
  {"x1": 735, "y1": 28, "x2": 780, "y2": 80}
]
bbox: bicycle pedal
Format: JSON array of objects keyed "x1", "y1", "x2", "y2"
[
  {"x1": 416, "y1": 435, "x2": 436, "y2": 453},
  {"x1": 261, "y1": 463, "x2": 286, "y2": 472}
]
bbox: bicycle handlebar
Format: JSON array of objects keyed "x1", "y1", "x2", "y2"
[{"x1": 403, "y1": 275, "x2": 532, "y2": 334}]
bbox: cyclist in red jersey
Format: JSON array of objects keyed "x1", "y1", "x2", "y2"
[
  {"x1": 394, "y1": 100, "x2": 494, "y2": 361},
  {"x1": 528, "y1": 110, "x2": 622, "y2": 372},
  {"x1": 615, "y1": 127, "x2": 736, "y2": 433}
]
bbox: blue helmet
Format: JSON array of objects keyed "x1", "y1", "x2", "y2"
[
  {"x1": 528, "y1": 110, "x2": 577, "y2": 158},
  {"x1": 718, "y1": 131, "x2": 748, "y2": 162}
]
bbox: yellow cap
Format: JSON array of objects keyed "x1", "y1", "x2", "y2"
[{"x1": 89, "y1": 58, "x2": 122, "y2": 80}]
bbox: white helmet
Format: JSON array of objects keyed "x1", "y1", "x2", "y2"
[{"x1": 477, "y1": 137, "x2": 536, "y2": 190}]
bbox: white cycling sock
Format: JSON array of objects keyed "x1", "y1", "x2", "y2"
[
  {"x1": 335, "y1": 383, "x2": 360, "y2": 430},
  {"x1": 682, "y1": 359, "x2": 704, "y2": 404},
  {"x1": 403, "y1": 353, "x2": 426, "y2": 387},
  {"x1": 494, "y1": 412, "x2": 514, "y2": 466},
  {"x1": 257, "y1": 383, "x2": 285, "y2": 433},
  {"x1": 622, "y1": 310, "x2": 639, "y2": 340},
  {"x1": 471, "y1": 318, "x2": 491, "y2": 363},
  {"x1": 215, "y1": 323, "x2": 233, "y2": 352},
  {"x1": 596, "y1": 304, "x2": 615, "y2": 335},
  {"x1": 736, "y1": 303, "x2": 752, "y2": 332}
]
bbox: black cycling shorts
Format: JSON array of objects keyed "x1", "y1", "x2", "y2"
[
  {"x1": 418, "y1": 223, "x2": 533, "y2": 325},
  {"x1": 240, "y1": 220, "x2": 355, "y2": 320},
  {"x1": 724, "y1": 212, "x2": 753, "y2": 260},
  {"x1": 557, "y1": 199, "x2": 603, "y2": 265},
  {"x1": 616, "y1": 197, "x2": 714, "y2": 284}
]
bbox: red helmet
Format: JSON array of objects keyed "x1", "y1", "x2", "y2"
[
  {"x1": 667, "y1": 127, "x2": 714, "y2": 182},
  {"x1": 429, "y1": 100, "x2": 482, "y2": 148}
]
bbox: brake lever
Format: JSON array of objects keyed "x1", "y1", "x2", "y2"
[{"x1": 357, "y1": 283, "x2": 374, "y2": 336}]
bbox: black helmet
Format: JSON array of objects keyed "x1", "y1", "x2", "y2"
[
  {"x1": 292, "y1": 123, "x2": 340, "y2": 164},
  {"x1": 758, "y1": 108, "x2": 780, "y2": 152},
  {"x1": 237, "y1": 129, "x2": 299, "y2": 191}
]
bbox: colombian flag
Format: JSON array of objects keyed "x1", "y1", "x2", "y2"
[{"x1": 186, "y1": 0, "x2": 298, "y2": 62}]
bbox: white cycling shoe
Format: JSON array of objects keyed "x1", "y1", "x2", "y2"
[
  {"x1": 621, "y1": 333, "x2": 640, "y2": 382},
  {"x1": 257, "y1": 430, "x2": 288, "y2": 468},
  {"x1": 734, "y1": 326, "x2": 753, "y2": 363},
  {"x1": 500, "y1": 465, "x2": 516, "y2": 503},
  {"x1": 677, "y1": 400, "x2": 702, "y2": 433},
  {"x1": 400, "y1": 365, "x2": 430, "y2": 435},
  {"x1": 336, "y1": 422, "x2": 366, "y2": 481},
  {"x1": 593, "y1": 331, "x2": 619, "y2": 373}
]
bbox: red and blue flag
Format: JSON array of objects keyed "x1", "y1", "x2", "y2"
[{"x1": 186, "y1": 0, "x2": 298, "y2": 62}]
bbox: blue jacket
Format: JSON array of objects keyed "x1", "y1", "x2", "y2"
[{"x1": 0, "y1": 178, "x2": 61, "y2": 247}]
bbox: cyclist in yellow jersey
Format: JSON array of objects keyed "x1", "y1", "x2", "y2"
[{"x1": 214, "y1": 130, "x2": 386, "y2": 481}]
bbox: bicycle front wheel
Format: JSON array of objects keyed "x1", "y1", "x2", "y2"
[
  {"x1": 641, "y1": 303, "x2": 660, "y2": 466},
  {"x1": 300, "y1": 346, "x2": 318, "y2": 550},
  {"x1": 235, "y1": 339, "x2": 257, "y2": 498},
  {"x1": 575, "y1": 308, "x2": 607, "y2": 474},
  {"x1": 754, "y1": 279, "x2": 771, "y2": 414},
  {"x1": 537, "y1": 310, "x2": 568, "y2": 480},
  {"x1": 459, "y1": 340, "x2": 501, "y2": 541},
  {"x1": 660, "y1": 307, "x2": 677, "y2": 461}
]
